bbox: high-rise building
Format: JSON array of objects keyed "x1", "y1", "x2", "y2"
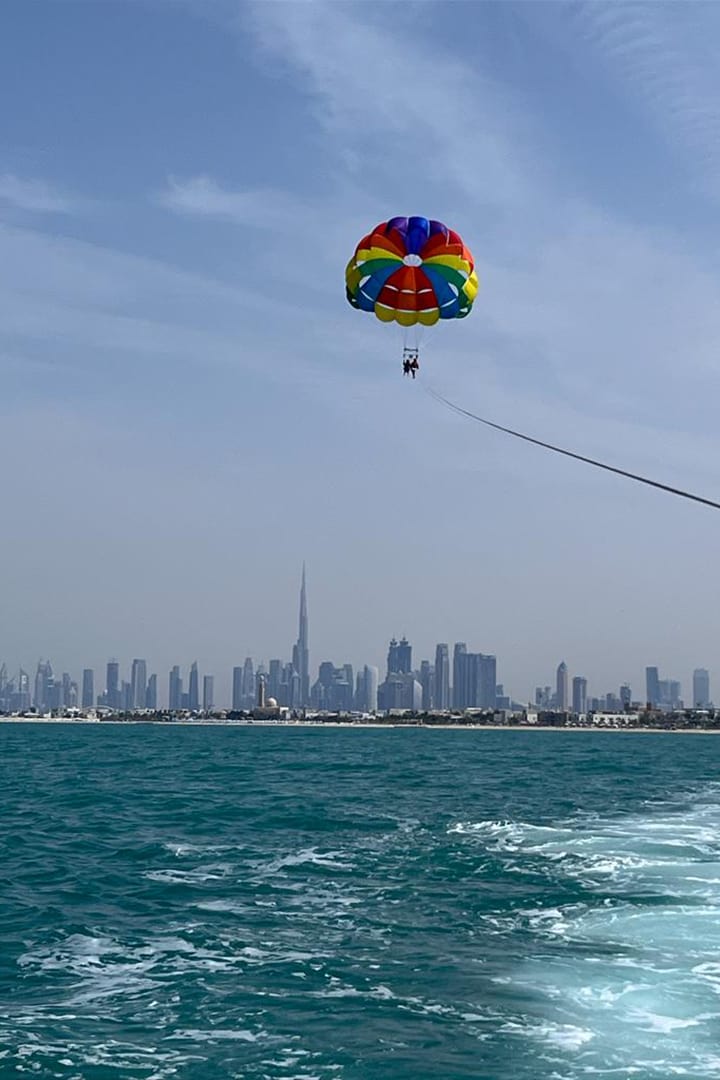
[
  {"x1": 169, "y1": 665, "x2": 182, "y2": 710},
  {"x1": 453, "y1": 643, "x2": 467, "y2": 708},
  {"x1": 434, "y1": 644, "x2": 450, "y2": 710},
  {"x1": 556, "y1": 662, "x2": 569, "y2": 711},
  {"x1": 81, "y1": 669, "x2": 94, "y2": 709},
  {"x1": 420, "y1": 660, "x2": 433, "y2": 710},
  {"x1": 232, "y1": 666, "x2": 244, "y2": 710},
  {"x1": 203, "y1": 675, "x2": 214, "y2": 711},
  {"x1": 364, "y1": 665, "x2": 379, "y2": 711},
  {"x1": 292, "y1": 564, "x2": 310, "y2": 706},
  {"x1": 145, "y1": 674, "x2": 157, "y2": 710},
  {"x1": 188, "y1": 661, "x2": 199, "y2": 710},
  {"x1": 386, "y1": 637, "x2": 412, "y2": 676},
  {"x1": 268, "y1": 659, "x2": 282, "y2": 702},
  {"x1": 396, "y1": 638, "x2": 412, "y2": 673},
  {"x1": 464, "y1": 653, "x2": 497, "y2": 708},
  {"x1": 646, "y1": 666, "x2": 660, "y2": 707},
  {"x1": 106, "y1": 660, "x2": 120, "y2": 710},
  {"x1": 242, "y1": 657, "x2": 254, "y2": 709},
  {"x1": 378, "y1": 673, "x2": 422, "y2": 711},
  {"x1": 33, "y1": 660, "x2": 54, "y2": 712},
  {"x1": 131, "y1": 659, "x2": 147, "y2": 710},
  {"x1": 311, "y1": 661, "x2": 354, "y2": 711},
  {"x1": 121, "y1": 681, "x2": 132, "y2": 711},
  {"x1": 693, "y1": 668, "x2": 710, "y2": 708},
  {"x1": 62, "y1": 673, "x2": 75, "y2": 709},
  {"x1": 620, "y1": 684, "x2": 632, "y2": 708},
  {"x1": 16, "y1": 670, "x2": 31, "y2": 712},
  {"x1": 572, "y1": 676, "x2": 587, "y2": 714},
  {"x1": 480, "y1": 654, "x2": 497, "y2": 708}
]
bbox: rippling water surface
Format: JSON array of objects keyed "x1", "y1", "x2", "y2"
[{"x1": 3, "y1": 723, "x2": 720, "y2": 1079}]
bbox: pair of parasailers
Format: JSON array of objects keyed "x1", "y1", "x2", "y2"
[{"x1": 402, "y1": 351, "x2": 419, "y2": 379}]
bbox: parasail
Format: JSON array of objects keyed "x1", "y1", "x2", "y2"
[{"x1": 345, "y1": 215, "x2": 478, "y2": 327}]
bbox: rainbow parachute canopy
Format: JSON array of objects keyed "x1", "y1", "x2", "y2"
[{"x1": 345, "y1": 215, "x2": 478, "y2": 327}]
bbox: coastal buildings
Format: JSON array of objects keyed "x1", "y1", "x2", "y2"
[
  {"x1": 556, "y1": 662, "x2": 569, "y2": 712},
  {"x1": 188, "y1": 662, "x2": 199, "y2": 711},
  {"x1": 646, "y1": 666, "x2": 660, "y2": 708},
  {"x1": 693, "y1": 668, "x2": 710, "y2": 708},
  {"x1": 131, "y1": 659, "x2": 147, "y2": 711},
  {"x1": 572, "y1": 676, "x2": 587, "y2": 714},
  {"x1": 434, "y1": 644, "x2": 450, "y2": 709},
  {"x1": 0, "y1": 569, "x2": 710, "y2": 717},
  {"x1": 81, "y1": 669, "x2": 94, "y2": 709}
]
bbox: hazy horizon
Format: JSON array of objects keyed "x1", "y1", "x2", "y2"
[{"x1": 3, "y1": 1, "x2": 720, "y2": 704}]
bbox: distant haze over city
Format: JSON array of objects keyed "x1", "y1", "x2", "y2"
[
  {"x1": 0, "y1": 570, "x2": 713, "y2": 712},
  {"x1": 2, "y1": 3, "x2": 720, "y2": 693}
]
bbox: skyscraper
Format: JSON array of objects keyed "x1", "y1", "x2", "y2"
[
  {"x1": 364, "y1": 665, "x2": 379, "y2": 711},
  {"x1": 464, "y1": 653, "x2": 497, "y2": 708},
  {"x1": 479, "y1": 654, "x2": 497, "y2": 708},
  {"x1": 131, "y1": 659, "x2": 147, "y2": 710},
  {"x1": 145, "y1": 674, "x2": 157, "y2": 710},
  {"x1": 34, "y1": 660, "x2": 54, "y2": 712},
  {"x1": 353, "y1": 666, "x2": 379, "y2": 712},
  {"x1": 242, "y1": 657, "x2": 254, "y2": 709},
  {"x1": 232, "y1": 666, "x2": 243, "y2": 710},
  {"x1": 556, "y1": 662, "x2": 569, "y2": 711},
  {"x1": 434, "y1": 644, "x2": 450, "y2": 710},
  {"x1": 646, "y1": 666, "x2": 660, "y2": 707},
  {"x1": 693, "y1": 668, "x2": 710, "y2": 708},
  {"x1": 292, "y1": 564, "x2": 310, "y2": 707},
  {"x1": 420, "y1": 660, "x2": 433, "y2": 710},
  {"x1": 453, "y1": 643, "x2": 467, "y2": 708},
  {"x1": 203, "y1": 675, "x2": 214, "y2": 711},
  {"x1": 188, "y1": 662, "x2": 199, "y2": 710},
  {"x1": 169, "y1": 665, "x2": 182, "y2": 710},
  {"x1": 386, "y1": 637, "x2": 412, "y2": 676},
  {"x1": 572, "y1": 676, "x2": 587, "y2": 714},
  {"x1": 82, "y1": 669, "x2": 94, "y2": 709},
  {"x1": 106, "y1": 660, "x2": 120, "y2": 711}
]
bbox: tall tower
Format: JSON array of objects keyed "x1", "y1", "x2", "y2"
[
  {"x1": 82, "y1": 669, "x2": 94, "y2": 710},
  {"x1": 693, "y1": 668, "x2": 710, "y2": 708},
  {"x1": 453, "y1": 643, "x2": 467, "y2": 709},
  {"x1": 556, "y1": 661, "x2": 569, "y2": 711},
  {"x1": 131, "y1": 659, "x2": 147, "y2": 710},
  {"x1": 434, "y1": 644, "x2": 450, "y2": 710},
  {"x1": 188, "y1": 661, "x2": 199, "y2": 711},
  {"x1": 293, "y1": 564, "x2": 310, "y2": 706},
  {"x1": 572, "y1": 675, "x2": 587, "y2": 714}
]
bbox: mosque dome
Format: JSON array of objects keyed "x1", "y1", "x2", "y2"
[{"x1": 266, "y1": 697, "x2": 278, "y2": 708}]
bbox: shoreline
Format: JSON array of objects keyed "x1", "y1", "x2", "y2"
[{"x1": 2, "y1": 718, "x2": 720, "y2": 733}]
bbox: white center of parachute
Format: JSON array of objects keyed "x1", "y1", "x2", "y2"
[{"x1": 403, "y1": 253, "x2": 423, "y2": 267}]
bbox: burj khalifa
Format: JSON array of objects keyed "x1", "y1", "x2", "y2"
[{"x1": 292, "y1": 564, "x2": 310, "y2": 707}]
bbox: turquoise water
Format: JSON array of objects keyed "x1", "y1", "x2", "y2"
[{"x1": 3, "y1": 724, "x2": 720, "y2": 1079}]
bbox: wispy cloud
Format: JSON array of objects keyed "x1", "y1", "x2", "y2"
[
  {"x1": 160, "y1": 175, "x2": 307, "y2": 229},
  {"x1": 574, "y1": 2, "x2": 720, "y2": 197},
  {"x1": 241, "y1": 0, "x2": 539, "y2": 211},
  {"x1": 0, "y1": 173, "x2": 75, "y2": 214}
]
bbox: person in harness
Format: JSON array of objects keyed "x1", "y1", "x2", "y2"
[{"x1": 403, "y1": 348, "x2": 420, "y2": 378}]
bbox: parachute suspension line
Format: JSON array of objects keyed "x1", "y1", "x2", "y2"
[{"x1": 422, "y1": 382, "x2": 720, "y2": 513}]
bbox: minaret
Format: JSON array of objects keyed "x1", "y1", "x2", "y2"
[{"x1": 293, "y1": 563, "x2": 310, "y2": 706}]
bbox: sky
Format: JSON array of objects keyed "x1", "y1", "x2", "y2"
[{"x1": 3, "y1": 0, "x2": 720, "y2": 705}]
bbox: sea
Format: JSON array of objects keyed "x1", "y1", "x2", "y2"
[{"x1": 2, "y1": 723, "x2": 720, "y2": 1080}]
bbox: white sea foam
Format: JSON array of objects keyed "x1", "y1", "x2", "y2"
[{"x1": 454, "y1": 788, "x2": 720, "y2": 1076}]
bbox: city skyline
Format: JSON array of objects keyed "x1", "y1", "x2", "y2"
[{"x1": 0, "y1": 567, "x2": 711, "y2": 713}]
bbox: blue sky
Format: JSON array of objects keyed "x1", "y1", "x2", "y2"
[{"x1": 3, "y1": 0, "x2": 720, "y2": 704}]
